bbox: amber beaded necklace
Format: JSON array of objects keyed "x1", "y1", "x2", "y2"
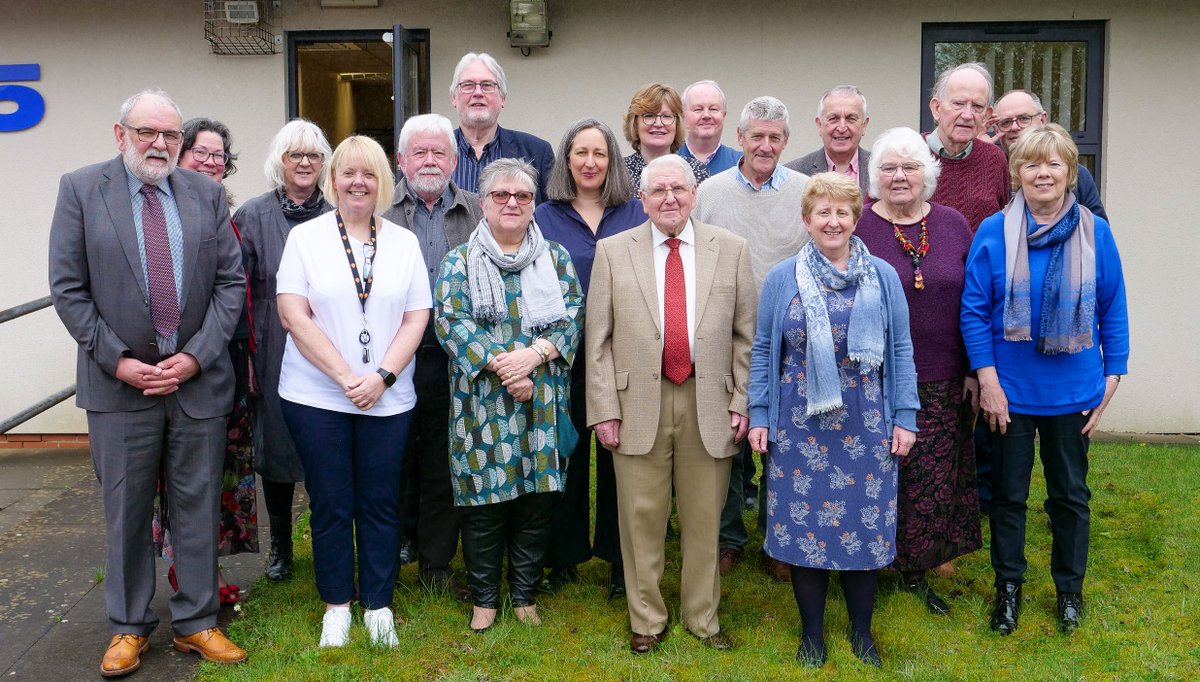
[{"x1": 891, "y1": 217, "x2": 929, "y2": 290}]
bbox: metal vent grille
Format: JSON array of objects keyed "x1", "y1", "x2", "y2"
[{"x1": 204, "y1": 0, "x2": 277, "y2": 55}]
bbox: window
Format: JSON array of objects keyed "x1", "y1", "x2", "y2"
[{"x1": 920, "y1": 21, "x2": 1105, "y2": 184}]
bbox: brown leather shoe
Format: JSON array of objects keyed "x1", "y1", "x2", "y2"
[
  {"x1": 101, "y1": 634, "x2": 149, "y2": 677},
  {"x1": 718, "y1": 548, "x2": 743, "y2": 576},
  {"x1": 761, "y1": 554, "x2": 791, "y2": 582},
  {"x1": 630, "y1": 630, "x2": 665, "y2": 654},
  {"x1": 172, "y1": 627, "x2": 247, "y2": 664},
  {"x1": 699, "y1": 630, "x2": 735, "y2": 650}
]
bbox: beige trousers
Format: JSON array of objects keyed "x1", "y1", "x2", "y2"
[{"x1": 613, "y1": 377, "x2": 732, "y2": 638}]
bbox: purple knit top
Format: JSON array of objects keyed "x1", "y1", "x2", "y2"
[{"x1": 857, "y1": 202, "x2": 974, "y2": 382}]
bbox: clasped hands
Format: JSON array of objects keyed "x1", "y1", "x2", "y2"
[
  {"x1": 116, "y1": 353, "x2": 200, "y2": 396},
  {"x1": 488, "y1": 346, "x2": 543, "y2": 402}
]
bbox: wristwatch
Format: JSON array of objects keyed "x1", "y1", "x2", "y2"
[{"x1": 376, "y1": 367, "x2": 397, "y2": 388}]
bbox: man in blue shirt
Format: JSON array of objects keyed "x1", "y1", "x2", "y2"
[
  {"x1": 679, "y1": 80, "x2": 742, "y2": 175},
  {"x1": 448, "y1": 52, "x2": 555, "y2": 203},
  {"x1": 987, "y1": 89, "x2": 1108, "y2": 220}
]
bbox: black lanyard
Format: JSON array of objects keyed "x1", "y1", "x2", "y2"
[{"x1": 335, "y1": 210, "x2": 377, "y2": 363}]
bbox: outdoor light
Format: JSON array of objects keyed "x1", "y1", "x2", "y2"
[{"x1": 508, "y1": 0, "x2": 550, "y2": 55}]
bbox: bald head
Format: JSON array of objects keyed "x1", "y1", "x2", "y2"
[
  {"x1": 929, "y1": 64, "x2": 993, "y2": 157},
  {"x1": 993, "y1": 90, "x2": 1048, "y2": 153}
]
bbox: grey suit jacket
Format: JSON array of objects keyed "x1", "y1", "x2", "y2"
[
  {"x1": 784, "y1": 147, "x2": 872, "y2": 194},
  {"x1": 585, "y1": 220, "x2": 757, "y2": 458},
  {"x1": 49, "y1": 155, "x2": 245, "y2": 419}
]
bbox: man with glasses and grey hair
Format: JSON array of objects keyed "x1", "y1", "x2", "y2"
[
  {"x1": 49, "y1": 88, "x2": 247, "y2": 676},
  {"x1": 679, "y1": 80, "x2": 742, "y2": 175},
  {"x1": 588, "y1": 154, "x2": 756, "y2": 654},
  {"x1": 785, "y1": 85, "x2": 872, "y2": 194},
  {"x1": 695, "y1": 95, "x2": 809, "y2": 583},
  {"x1": 448, "y1": 52, "x2": 554, "y2": 202},
  {"x1": 923, "y1": 62, "x2": 1010, "y2": 233},
  {"x1": 987, "y1": 89, "x2": 1107, "y2": 220}
]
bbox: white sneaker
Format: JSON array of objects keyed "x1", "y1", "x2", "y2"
[
  {"x1": 319, "y1": 606, "x2": 351, "y2": 648},
  {"x1": 363, "y1": 606, "x2": 399, "y2": 648}
]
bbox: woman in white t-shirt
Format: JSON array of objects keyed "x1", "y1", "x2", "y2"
[{"x1": 276, "y1": 135, "x2": 431, "y2": 649}]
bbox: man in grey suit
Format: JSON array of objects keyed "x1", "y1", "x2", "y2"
[
  {"x1": 48, "y1": 89, "x2": 247, "y2": 677},
  {"x1": 784, "y1": 85, "x2": 871, "y2": 194}
]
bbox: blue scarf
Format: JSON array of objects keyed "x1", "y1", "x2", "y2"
[
  {"x1": 794, "y1": 236, "x2": 885, "y2": 416},
  {"x1": 1002, "y1": 190, "x2": 1096, "y2": 354}
]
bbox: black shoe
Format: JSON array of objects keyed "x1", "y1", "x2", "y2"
[
  {"x1": 265, "y1": 514, "x2": 293, "y2": 581},
  {"x1": 989, "y1": 581, "x2": 1022, "y2": 635},
  {"x1": 849, "y1": 631, "x2": 881, "y2": 668},
  {"x1": 607, "y1": 564, "x2": 626, "y2": 601},
  {"x1": 539, "y1": 565, "x2": 579, "y2": 594},
  {"x1": 1056, "y1": 592, "x2": 1083, "y2": 633},
  {"x1": 902, "y1": 575, "x2": 950, "y2": 616}
]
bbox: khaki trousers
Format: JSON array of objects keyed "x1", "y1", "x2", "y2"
[{"x1": 613, "y1": 377, "x2": 732, "y2": 638}]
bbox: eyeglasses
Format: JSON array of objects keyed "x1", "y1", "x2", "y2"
[
  {"x1": 123, "y1": 125, "x2": 183, "y2": 145},
  {"x1": 488, "y1": 190, "x2": 534, "y2": 205},
  {"x1": 640, "y1": 113, "x2": 677, "y2": 126},
  {"x1": 995, "y1": 113, "x2": 1041, "y2": 131},
  {"x1": 457, "y1": 80, "x2": 499, "y2": 94},
  {"x1": 287, "y1": 151, "x2": 323, "y2": 164},
  {"x1": 644, "y1": 184, "x2": 690, "y2": 200},
  {"x1": 879, "y1": 163, "x2": 924, "y2": 177},
  {"x1": 189, "y1": 147, "x2": 227, "y2": 164}
]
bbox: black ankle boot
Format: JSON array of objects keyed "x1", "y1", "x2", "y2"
[
  {"x1": 266, "y1": 513, "x2": 293, "y2": 581},
  {"x1": 902, "y1": 573, "x2": 951, "y2": 616}
]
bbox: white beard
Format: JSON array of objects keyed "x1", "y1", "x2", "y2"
[
  {"x1": 123, "y1": 140, "x2": 178, "y2": 184},
  {"x1": 409, "y1": 171, "x2": 449, "y2": 196}
]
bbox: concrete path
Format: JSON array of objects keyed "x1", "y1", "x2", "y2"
[{"x1": 0, "y1": 448, "x2": 280, "y2": 681}]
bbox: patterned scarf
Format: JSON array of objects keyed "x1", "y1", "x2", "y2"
[
  {"x1": 794, "y1": 236, "x2": 885, "y2": 416},
  {"x1": 466, "y1": 218, "x2": 568, "y2": 334},
  {"x1": 1002, "y1": 190, "x2": 1096, "y2": 354},
  {"x1": 277, "y1": 187, "x2": 326, "y2": 221}
]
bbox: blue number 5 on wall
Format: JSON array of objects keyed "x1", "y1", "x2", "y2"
[{"x1": 0, "y1": 64, "x2": 45, "y2": 132}]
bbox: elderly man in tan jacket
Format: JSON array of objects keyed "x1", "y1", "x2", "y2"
[{"x1": 586, "y1": 155, "x2": 756, "y2": 654}]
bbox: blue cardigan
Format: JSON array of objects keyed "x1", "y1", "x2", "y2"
[
  {"x1": 960, "y1": 209, "x2": 1129, "y2": 415},
  {"x1": 749, "y1": 255, "x2": 920, "y2": 443}
]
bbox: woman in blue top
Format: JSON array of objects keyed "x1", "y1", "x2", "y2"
[
  {"x1": 961, "y1": 124, "x2": 1128, "y2": 637},
  {"x1": 748, "y1": 173, "x2": 918, "y2": 668},
  {"x1": 534, "y1": 118, "x2": 647, "y2": 599}
]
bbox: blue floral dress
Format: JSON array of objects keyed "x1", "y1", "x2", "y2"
[
  {"x1": 435, "y1": 242, "x2": 583, "y2": 507},
  {"x1": 764, "y1": 289, "x2": 898, "y2": 570}
]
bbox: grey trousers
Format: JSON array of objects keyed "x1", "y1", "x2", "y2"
[{"x1": 88, "y1": 395, "x2": 225, "y2": 637}]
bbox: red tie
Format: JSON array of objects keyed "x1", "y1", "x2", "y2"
[
  {"x1": 140, "y1": 184, "x2": 180, "y2": 338},
  {"x1": 662, "y1": 237, "x2": 690, "y2": 385}
]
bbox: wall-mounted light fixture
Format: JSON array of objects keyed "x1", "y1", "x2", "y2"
[{"x1": 508, "y1": 0, "x2": 550, "y2": 56}]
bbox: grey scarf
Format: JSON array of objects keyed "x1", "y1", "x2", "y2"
[
  {"x1": 794, "y1": 236, "x2": 885, "y2": 416},
  {"x1": 1002, "y1": 190, "x2": 1096, "y2": 354},
  {"x1": 466, "y1": 218, "x2": 567, "y2": 334}
]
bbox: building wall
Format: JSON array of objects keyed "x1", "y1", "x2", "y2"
[{"x1": 2, "y1": 0, "x2": 1197, "y2": 433}]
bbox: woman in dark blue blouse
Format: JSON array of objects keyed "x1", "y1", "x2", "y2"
[{"x1": 534, "y1": 118, "x2": 647, "y2": 599}]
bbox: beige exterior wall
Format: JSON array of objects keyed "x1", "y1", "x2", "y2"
[{"x1": 2, "y1": 0, "x2": 1197, "y2": 433}]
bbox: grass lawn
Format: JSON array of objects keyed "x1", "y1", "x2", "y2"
[{"x1": 199, "y1": 442, "x2": 1199, "y2": 681}]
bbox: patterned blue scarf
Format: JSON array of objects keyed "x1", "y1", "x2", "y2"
[
  {"x1": 794, "y1": 236, "x2": 884, "y2": 416},
  {"x1": 1002, "y1": 190, "x2": 1096, "y2": 354}
]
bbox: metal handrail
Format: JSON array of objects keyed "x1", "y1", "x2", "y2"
[
  {"x1": 0, "y1": 295, "x2": 77, "y2": 434},
  {"x1": 0, "y1": 295, "x2": 52, "y2": 324}
]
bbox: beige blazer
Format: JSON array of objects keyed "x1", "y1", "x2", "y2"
[{"x1": 585, "y1": 219, "x2": 756, "y2": 458}]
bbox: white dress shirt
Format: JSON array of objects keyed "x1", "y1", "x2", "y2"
[{"x1": 651, "y1": 219, "x2": 697, "y2": 362}]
